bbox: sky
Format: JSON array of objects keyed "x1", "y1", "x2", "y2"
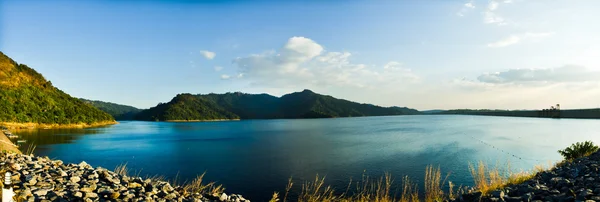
[{"x1": 2, "y1": 0, "x2": 600, "y2": 110}]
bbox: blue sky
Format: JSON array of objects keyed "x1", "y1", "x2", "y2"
[{"x1": 2, "y1": 0, "x2": 600, "y2": 110}]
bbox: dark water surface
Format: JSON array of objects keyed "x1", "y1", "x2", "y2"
[{"x1": 15, "y1": 115, "x2": 600, "y2": 201}]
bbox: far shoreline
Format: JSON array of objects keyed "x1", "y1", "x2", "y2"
[{"x1": 0, "y1": 121, "x2": 119, "y2": 130}]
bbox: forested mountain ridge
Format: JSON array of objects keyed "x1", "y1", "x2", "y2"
[
  {"x1": 0, "y1": 52, "x2": 115, "y2": 128},
  {"x1": 135, "y1": 89, "x2": 420, "y2": 121},
  {"x1": 134, "y1": 93, "x2": 240, "y2": 121},
  {"x1": 79, "y1": 99, "x2": 142, "y2": 120}
]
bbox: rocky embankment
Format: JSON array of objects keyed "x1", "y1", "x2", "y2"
[
  {"x1": 1, "y1": 153, "x2": 249, "y2": 202},
  {"x1": 458, "y1": 151, "x2": 600, "y2": 202}
]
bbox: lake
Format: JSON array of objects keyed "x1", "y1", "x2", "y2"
[{"x1": 15, "y1": 115, "x2": 600, "y2": 201}]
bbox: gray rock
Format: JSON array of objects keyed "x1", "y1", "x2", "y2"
[
  {"x1": 490, "y1": 190, "x2": 505, "y2": 199},
  {"x1": 84, "y1": 192, "x2": 98, "y2": 198},
  {"x1": 70, "y1": 176, "x2": 81, "y2": 183},
  {"x1": 34, "y1": 189, "x2": 48, "y2": 196},
  {"x1": 504, "y1": 196, "x2": 523, "y2": 202},
  {"x1": 220, "y1": 193, "x2": 228, "y2": 201}
]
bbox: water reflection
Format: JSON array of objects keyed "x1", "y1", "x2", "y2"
[{"x1": 15, "y1": 128, "x2": 101, "y2": 152}]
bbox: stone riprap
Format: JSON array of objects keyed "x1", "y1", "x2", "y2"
[
  {"x1": 0, "y1": 153, "x2": 249, "y2": 202},
  {"x1": 457, "y1": 151, "x2": 600, "y2": 202}
]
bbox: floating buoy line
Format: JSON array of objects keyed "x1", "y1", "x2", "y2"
[{"x1": 467, "y1": 135, "x2": 553, "y2": 164}]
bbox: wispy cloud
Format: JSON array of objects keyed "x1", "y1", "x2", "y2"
[
  {"x1": 231, "y1": 36, "x2": 419, "y2": 90},
  {"x1": 476, "y1": 65, "x2": 600, "y2": 84},
  {"x1": 457, "y1": 1, "x2": 475, "y2": 16},
  {"x1": 487, "y1": 35, "x2": 520, "y2": 48},
  {"x1": 487, "y1": 32, "x2": 554, "y2": 48},
  {"x1": 482, "y1": 0, "x2": 511, "y2": 26},
  {"x1": 488, "y1": 1, "x2": 499, "y2": 11},
  {"x1": 214, "y1": 66, "x2": 223, "y2": 71},
  {"x1": 200, "y1": 50, "x2": 216, "y2": 60},
  {"x1": 220, "y1": 74, "x2": 231, "y2": 80}
]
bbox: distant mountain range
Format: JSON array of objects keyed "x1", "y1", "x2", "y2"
[
  {"x1": 79, "y1": 99, "x2": 142, "y2": 120},
  {"x1": 0, "y1": 52, "x2": 115, "y2": 127},
  {"x1": 133, "y1": 89, "x2": 420, "y2": 121}
]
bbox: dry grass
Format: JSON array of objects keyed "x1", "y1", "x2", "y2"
[
  {"x1": 114, "y1": 163, "x2": 129, "y2": 176},
  {"x1": 269, "y1": 192, "x2": 280, "y2": 202},
  {"x1": 468, "y1": 161, "x2": 550, "y2": 195},
  {"x1": 400, "y1": 176, "x2": 419, "y2": 202},
  {"x1": 0, "y1": 121, "x2": 118, "y2": 129},
  {"x1": 112, "y1": 164, "x2": 224, "y2": 196},
  {"x1": 298, "y1": 174, "x2": 338, "y2": 202},
  {"x1": 424, "y1": 165, "x2": 445, "y2": 202},
  {"x1": 182, "y1": 172, "x2": 225, "y2": 196},
  {"x1": 24, "y1": 144, "x2": 36, "y2": 155},
  {"x1": 281, "y1": 172, "x2": 423, "y2": 202}
]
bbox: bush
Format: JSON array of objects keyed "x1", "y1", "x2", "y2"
[{"x1": 558, "y1": 141, "x2": 599, "y2": 160}]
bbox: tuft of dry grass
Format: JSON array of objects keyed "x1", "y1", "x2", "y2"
[
  {"x1": 114, "y1": 163, "x2": 129, "y2": 176},
  {"x1": 182, "y1": 172, "x2": 225, "y2": 196},
  {"x1": 269, "y1": 192, "x2": 280, "y2": 202},
  {"x1": 24, "y1": 144, "x2": 36, "y2": 155},
  {"x1": 400, "y1": 176, "x2": 419, "y2": 202},
  {"x1": 347, "y1": 172, "x2": 394, "y2": 202},
  {"x1": 298, "y1": 174, "x2": 338, "y2": 202},
  {"x1": 112, "y1": 163, "x2": 224, "y2": 197},
  {"x1": 282, "y1": 172, "x2": 422, "y2": 202},
  {"x1": 468, "y1": 161, "x2": 550, "y2": 195},
  {"x1": 424, "y1": 165, "x2": 445, "y2": 202}
]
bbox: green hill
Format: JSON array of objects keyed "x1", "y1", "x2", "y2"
[
  {"x1": 0, "y1": 52, "x2": 115, "y2": 128},
  {"x1": 135, "y1": 89, "x2": 420, "y2": 121},
  {"x1": 79, "y1": 99, "x2": 142, "y2": 120},
  {"x1": 134, "y1": 93, "x2": 240, "y2": 121}
]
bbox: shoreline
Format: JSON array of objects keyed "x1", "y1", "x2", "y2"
[
  {"x1": 0, "y1": 121, "x2": 119, "y2": 130},
  {"x1": 0, "y1": 153, "x2": 249, "y2": 201}
]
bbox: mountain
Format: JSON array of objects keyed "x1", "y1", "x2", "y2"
[
  {"x1": 79, "y1": 99, "x2": 142, "y2": 120},
  {"x1": 421, "y1": 109, "x2": 446, "y2": 114},
  {"x1": 0, "y1": 52, "x2": 115, "y2": 127},
  {"x1": 135, "y1": 89, "x2": 420, "y2": 121},
  {"x1": 134, "y1": 93, "x2": 240, "y2": 121}
]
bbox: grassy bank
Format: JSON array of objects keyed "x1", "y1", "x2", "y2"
[{"x1": 0, "y1": 120, "x2": 118, "y2": 129}]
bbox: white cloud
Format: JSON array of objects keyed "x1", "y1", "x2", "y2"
[
  {"x1": 465, "y1": 2, "x2": 475, "y2": 8},
  {"x1": 487, "y1": 32, "x2": 554, "y2": 48},
  {"x1": 477, "y1": 65, "x2": 600, "y2": 84},
  {"x1": 481, "y1": 0, "x2": 516, "y2": 25},
  {"x1": 487, "y1": 35, "x2": 520, "y2": 48},
  {"x1": 214, "y1": 66, "x2": 223, "y2": 71},
  {"x1": 488, "y1": 1, "x2": 499, "y2": 11},
  {"x1": 457, "y1": 1, "x2": 476, "y2": 16},
  {"x1": 484, "y1": 11, "x2": 506, "y2": 25},
  {"x1": 220, "y1": 74, "x2": 231, "y2": 80},
  {"x1": 200, "y1": 50, "x2": 216, "y2": 60},
  {"x1": 231, "y1": 36, "x2": 419, "y2": 90},
  {"x1": 523, "y1": 32, "x2": 555, "y2": 39}
]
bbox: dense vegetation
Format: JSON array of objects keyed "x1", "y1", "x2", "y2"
[
  {"x1": 134, "y1": 93, "x2": 240, "y2": 121},
  {"x1": 79, "y1": 99, "x2": 142, "y2": 120},
  {"x1": 135, "y1": 89, "x2": 420, "y2": 121},
  {"x1": 558, "y1": 141, "x2": 599, "y2": 160},
  {"x1": 0, "y1": 52, "x2": 114, "y2": 125}
]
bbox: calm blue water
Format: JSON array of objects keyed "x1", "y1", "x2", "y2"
[{"x1": 15, "y1": 115, "x2": 600, "y2": 201}]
